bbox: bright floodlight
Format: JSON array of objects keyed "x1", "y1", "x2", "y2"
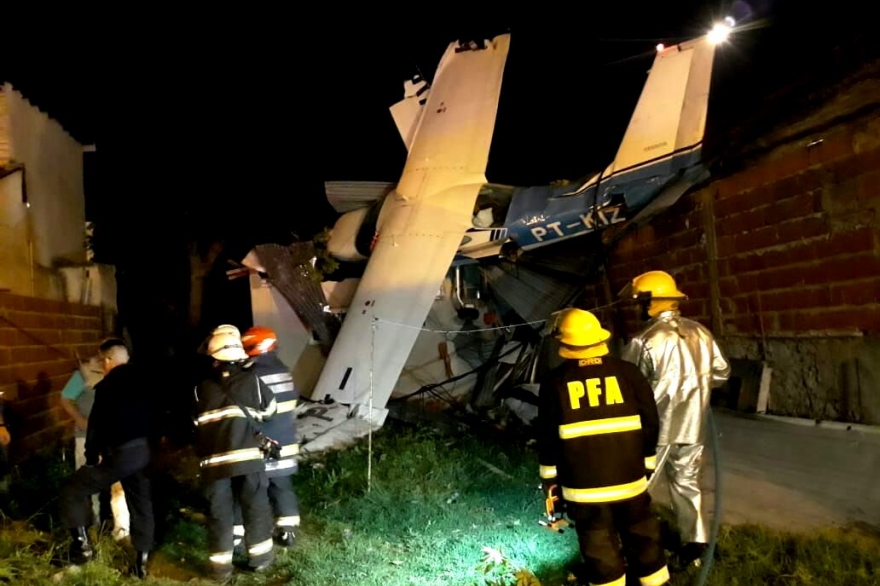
[{"x1": 707, "y1": 21, "x2": 732, "y2": 44}]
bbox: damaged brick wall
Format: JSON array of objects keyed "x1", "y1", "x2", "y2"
[
  {"x1": 0, "y1": 292, "x2": 103, "y2": 456},
  {"x1": 581, "y1": 104, "x2": 880, "y2": 425}
]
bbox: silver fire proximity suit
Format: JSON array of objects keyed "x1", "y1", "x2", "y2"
[{"x1": 622, "y1": 310, "x2": 730, "y2": 544}]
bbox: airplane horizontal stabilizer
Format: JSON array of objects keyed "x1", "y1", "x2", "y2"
[{"x1": 324, "y1": 181, "x2": 396, "y2": 214}]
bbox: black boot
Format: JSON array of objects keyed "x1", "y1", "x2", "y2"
[
  {"x1": 132, "y1": 551, "x2": 149, "y2": 579},
  {"x1": 68, "y1": 527, "x2": 94, "y2": 565},
  {"x1": 274, "y1": 527, "x2": 295, "y2": 548},
  {"x1": 210, "y1": 564, "x2": 233, "y2": 581},
  {"x1": 675, "y1": 542, "x2": 709, "y2": 571}
]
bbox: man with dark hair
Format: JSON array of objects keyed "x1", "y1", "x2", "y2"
[{"x1": 59, "y1": 338, "x2": 155, "y2": 579}]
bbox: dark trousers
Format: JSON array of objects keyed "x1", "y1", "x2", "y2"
[
  {"x1": 0, "y1": 444, "x2": 9, "y2": 479},
  {"x1": 268, "y1": 475, "x2": 300, "y2": 528},
  {"x1": 204, "y1": 472, "x2": 273, "y2": 569},
  {"x1": 568, "y1": 492, "x2": 668, "y2": 586},
  {"x1": 60, "y1": 438, "x2": 154, "y2": 552},
  {"x1": 234, "y1": 474, "x2": 300, "y2": 532}
]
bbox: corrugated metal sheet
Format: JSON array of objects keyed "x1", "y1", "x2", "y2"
[
  {"x1": 253, "y1": 243, "x2": 340, "y2": 347},
  {"x1": 483, "y1": 231, "x2": 608, "y2": 324},
  {"x1": 482, "y1": 263, "x2": 579, "y2": 325},
  {"x1": 452, "y1": 323, "x2": 499, "y2": 368},
  {"x1": 324, "y1": 181, "x2": 396, "y2": 214},
  {"x1": 514, "y1": 232, "x2": 606, "y2": 282}
]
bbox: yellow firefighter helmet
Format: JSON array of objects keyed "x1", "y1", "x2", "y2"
[
  {"x1": 553, "y1": 308, "x2": 612, "y2": 360},
  {"x1": 630, "y1": 270, "x2": 688, "y2": 317}
]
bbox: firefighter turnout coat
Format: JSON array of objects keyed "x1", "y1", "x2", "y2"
[
  {"x1": 622, "y1": 310, "x2": 731, "y2": 446},
  {"x1": 250, "y1": 352, "x2": 299, "y2": 477},
  {"x1": 193, "y1": 362, "x2": 278, "y2": 482},
  {"x1": 538, "y1": 355, "x2": 661, "y2": 505}
]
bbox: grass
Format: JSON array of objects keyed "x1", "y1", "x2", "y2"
[{"x1": 1, "y1": 419, "x2": 878, "y2": 585}]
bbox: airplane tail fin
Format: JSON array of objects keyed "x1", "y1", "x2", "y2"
[
  {"x1": 389, "y1": 76, "x2": 430, "y2": 152},
  {"x1": 607, "y1": 36, "x2": 718, "y2": 178}
]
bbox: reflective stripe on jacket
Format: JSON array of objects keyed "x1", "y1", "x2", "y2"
[
  {"x1": 538, "y1": 355, "x2": 660, "y2": 504},
  {"x1": 252, "y1": 352, "x2": 299, "y2": 477},
  {"x1": 194, "y1": 361, "x2": 277, "y2": 482}
]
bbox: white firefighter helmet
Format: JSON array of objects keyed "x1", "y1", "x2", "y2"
[
  {"x1": 207, "y1": 330, "x2": 248, "y2": 362},
  {"x1": 212, "y1": 324, "x2": 241, "y2": 337}
]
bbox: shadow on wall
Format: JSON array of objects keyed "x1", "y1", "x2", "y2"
[
  {"x1": 6, "y1": 370, "x2": 67, "y2": 461},
  {"x1": 841, "y1": 336, "x2": 879, "y2": 424}
]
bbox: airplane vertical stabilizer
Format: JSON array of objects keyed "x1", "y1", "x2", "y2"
[
  {"x1": 390, "y1": 77, "x2": 430, "y2": 151},
  {"x1": 608, "y1": 37, "x2": 717, "y2": 176},
  {"x1": 309, "y1": 35, "x2": 511, "y2": 418}
]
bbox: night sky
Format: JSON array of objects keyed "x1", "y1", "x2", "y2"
[{"x1": 1, "y1": 0, "x2": 876, "y2": 353}]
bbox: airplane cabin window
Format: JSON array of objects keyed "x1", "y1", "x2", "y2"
[{"x1": 472, "y1": 207, "x2": 494, "y2": 228}]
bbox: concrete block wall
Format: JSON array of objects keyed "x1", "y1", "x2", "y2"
[
  {"x1": 0, "y1": 292, "x2": 103, "y2": 455},
  {"x1": 580, "y1": 112, "x2": 880, "y2": 425}
]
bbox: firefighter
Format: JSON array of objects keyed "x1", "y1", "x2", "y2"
[
  {"x1": 538, "y1": 308, "x2": 669, "y2": 586},
  {"x1": 58, "y1": 338, "x2": 154, "y2": 579},
  {"x1": 234, "y1": 326, "x2": 301, "y2": 548},
  {"x1": 194, "y1": 328, "x2": 278, "y2": 580},
  {"x1": 621, "y1": 270, "x2": 731, "y2": 569}
]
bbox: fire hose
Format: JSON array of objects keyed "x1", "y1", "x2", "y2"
[{"x1": 695, "y1": 409, "x2": 721, "y2": 586}]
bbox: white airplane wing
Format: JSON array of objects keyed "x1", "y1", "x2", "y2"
[{"x1": 309, "y1": 35, "x2": 511, "y2": 417}]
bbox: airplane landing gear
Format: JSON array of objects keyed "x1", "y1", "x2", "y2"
[{"x1": 500, "y1": 241, "x2": 523, "y2": 263}]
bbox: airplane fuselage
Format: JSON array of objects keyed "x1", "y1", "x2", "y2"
[
  {"x1": 269, "y1": 23, "x2": 734, "y2": 451},
  {"x1": 329, "y1": 143, "x2": 706, "y2": 265}
]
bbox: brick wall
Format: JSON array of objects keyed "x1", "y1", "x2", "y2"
[
  {"x1": 0, "y1": 292, "x2": 103, "y2": 455},
  {"x1": 580, "y1": 111, "x2": 880, "y2": 424},
  {"x1": 0, "y1": 87, "x2": 10, "y2": 167}
]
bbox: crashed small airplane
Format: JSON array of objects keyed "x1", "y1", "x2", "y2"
[{"x1": 242, "y1": 22, "x2": 734, "y2": 452}]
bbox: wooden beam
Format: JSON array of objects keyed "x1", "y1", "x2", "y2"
[
  {"x1": 700, "y1": 188, "x2": 723, "y2": 336},
  {"x1": 601, "y1": 259, "x2": 628, "y2": 351}
]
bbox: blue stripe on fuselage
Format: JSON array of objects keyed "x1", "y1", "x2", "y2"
[
  {"x1": 514, "y1": 199, "x2": 629, "y2": 250},
  {"x1": 507, "y1": 148, "x2": 702, "y2": 250}
]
